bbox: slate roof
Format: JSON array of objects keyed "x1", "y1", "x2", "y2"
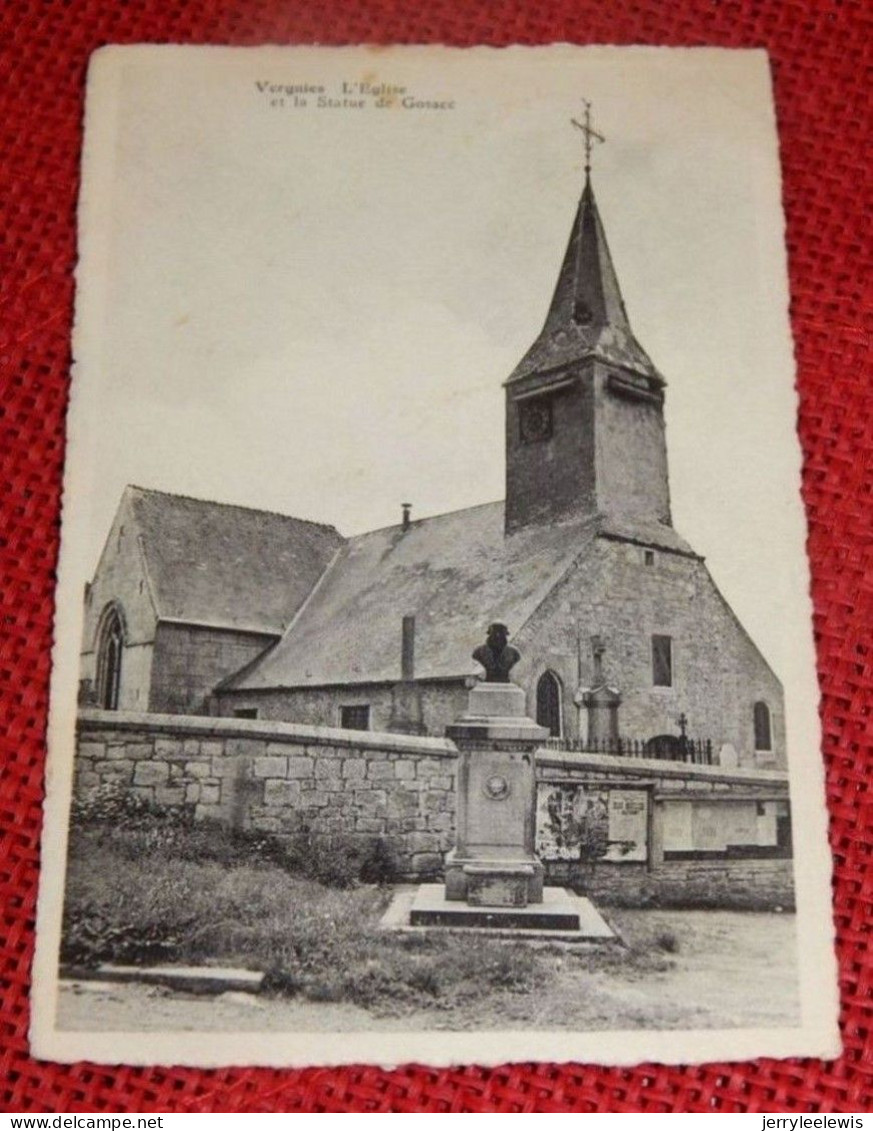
[
  {"x1": 125, "y1": 486, "x2": 344, "y2": 635},
  {"x1": 227, "y1": 502, "x2": 694, "y2": 690},
  {"x1": 506, "y1": 178, "x2": 663, "y2": 386}
]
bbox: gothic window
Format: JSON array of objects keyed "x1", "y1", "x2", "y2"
[
  {"x1": 753, "y1": 701, "x2": 772, "y2": 751},
  {"x1": 536, "y1": 670, "x2": 562, "y2": 737},
  {"x1": 95, "y1": 605, "x2": 124, "y2": 710},
  {"x1": 341, "y1": 704, "x2": 370, "y2": 731},
  {"x1": 651, "y1": 634, "x2": 673, "y2": 687}
]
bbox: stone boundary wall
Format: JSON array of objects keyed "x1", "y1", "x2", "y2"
[
  {"x1": 76, "y1": 710, "x2": 457, "y2": 879},
  {"x1": 537, "y1": 749, "x2": 794, "y2": 909},
  {"x1": 75, "y1": 711, "x2": 794, "y2": 905}
]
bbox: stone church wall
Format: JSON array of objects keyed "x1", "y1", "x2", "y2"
[
  {"x1": 79, "y1": 496, "x2": 158, "y2": 712},
  {"x1": 592, "y1": 364, "x2": 671, "y2": 525},
  {"x1": 150, "y1": 623, "x2": 277, "y2": 716},
  {"x1": 513, "y1": 537, "x2": 786, "y2": 768},
  {"x1": 213, "y1": 680, "x2": 470, "y2": 738},
  {"x1": 74, "y1": 710, "x2": 792, "y2": 906},
  {"x1": 505, "y1": 377, "x2": 597, "y2": 533}
]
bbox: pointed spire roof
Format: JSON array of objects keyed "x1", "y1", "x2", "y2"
[{"x1": 506, "y1": 176, "x2": 663, "y2": 387}]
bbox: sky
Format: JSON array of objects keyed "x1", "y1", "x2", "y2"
[{"x1": 62, "y1": 44, "x2": 812, "y2": 726}]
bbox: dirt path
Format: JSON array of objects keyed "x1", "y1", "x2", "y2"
[{"x1": 57, "y1": 910, "x2": 800, "y2": 1033}]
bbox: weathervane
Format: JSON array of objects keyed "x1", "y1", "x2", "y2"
[{"x1": 571, "y1": 99, "x2": 605, "y2": 177}]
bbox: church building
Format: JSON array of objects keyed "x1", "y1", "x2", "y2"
[{"x1": 80, "y1": 164, "x2": 785, "y2": 773}]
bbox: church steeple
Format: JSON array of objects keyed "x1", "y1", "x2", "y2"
[
  {"x1": 547, "y1": 177, "x2": 632, "y2": 336},
  {"x1": 506, "y1": 175, "x2": 663, "y2": 389},
  {"x1": 504, "y1": 113, "x2": 671, "y2": 536}
]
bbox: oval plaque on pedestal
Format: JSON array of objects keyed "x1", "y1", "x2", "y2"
[{"x1": 483, "y1": 774, "x2": 510, "y2": 800}]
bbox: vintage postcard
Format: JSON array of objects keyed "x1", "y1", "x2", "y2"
[{"x1": 32, "y1": 44, "x2": 839, "y2": 1067}]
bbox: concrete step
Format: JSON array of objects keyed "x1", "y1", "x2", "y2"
[
  {"x1": 401, "y1": 884, "x2": 615, "y2": 938},
  {"x1": 60, "y1": 963, "x2": 264, "y2": 995}
]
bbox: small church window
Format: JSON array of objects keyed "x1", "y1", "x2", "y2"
[
  {"x1": 233, "y1": 708, "x2": 258, "y2": 719},
  {"x1": 651, "y1": 635, "x2": 673, "y2": 687},
  {"x1": 96, "y1": 605, "x2": 124, "y2": 710},
  {"x1": 754, "y1": 701, "x2": 772, "y2": 751},
  {"x1": 341, "y1": 704, "x2": 370, "y2": 731},
  {"x1": 644, "y1": 550, "x2": 655, "y2": 567},
  {"x1": 535, "y1": 670, "x2": 563, "y2": 737}
]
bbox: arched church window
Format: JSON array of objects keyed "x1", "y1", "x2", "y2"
[
  {"x1": 753, "y1": 701, "x2": 772, "y2": 751},
  {"x1": 536, "y1": 670, "x2": 563, "y2": 737},
  {"x1": 96, "y1": 605, "x2": 124, "y2": 710}
]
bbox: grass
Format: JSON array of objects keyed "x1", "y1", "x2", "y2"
[
  {"x1": 61, "y1": 814, "x2": 800, "y2": 1031},
  {"x1": 62, "y1": 818, "x2": 668, "y2": 1017}
]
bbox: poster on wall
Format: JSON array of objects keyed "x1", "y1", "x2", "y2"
[
  {"x1": 661, "y1": 798, "x2": 788, "y2": 857},
  {"x1": 536, "y1": 783, "x2": 648, "y2": 863}
]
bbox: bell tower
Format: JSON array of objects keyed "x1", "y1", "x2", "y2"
[{"x1": 504, "y1": 107, "x2": 671, "y2": 535}]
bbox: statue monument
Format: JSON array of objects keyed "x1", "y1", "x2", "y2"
[{"x1": 410, "y1": 623, "x2": 587, "y2": 930}]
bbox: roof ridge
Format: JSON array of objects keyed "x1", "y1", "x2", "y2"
[
  {"x1": 126, "y1": 484, "x2": 344, "y2": 537},
  {"x1": 348, "y1": 498, "x2": 504, "y2": 540}
]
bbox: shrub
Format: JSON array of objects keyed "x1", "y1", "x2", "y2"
[
  {"x1": 283, "y1": 829, "x2": 398, "y2": 889},
  {"x1": 70, "y1": 780, "x2": 158, "y2": 826},
  {"x1": 359, "y1": 838, "x2": 397, "y2": 886}
]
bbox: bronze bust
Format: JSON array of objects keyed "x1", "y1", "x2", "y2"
[{"x1": 472, "y1": 622, "x2": 520, "y2": 683}]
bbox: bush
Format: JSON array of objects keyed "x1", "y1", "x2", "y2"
[
  {"x1": 359, "y1": 838, "x2": 397, "y2": 886},
  {"x1": 70, "y1": 780, "x2": 158, "y2": 826},
  {"x1": 72, "y1": 780, "x2": 399, "y2": 889},
  {"x1": 283, "y1": 829, "x2": 398, "y2": 889},
  {"x1": 71, "y1": 785, "x2": 291, "y2": 872}
]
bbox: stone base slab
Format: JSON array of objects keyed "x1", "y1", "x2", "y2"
[
  {"x1": 465, "y1": 863, "x2": 535, "y2": 907},
  {"x1": 444, "y1": 849, "x2": 545, "y2": 904},
  {"x1": 403, "y1": 884, "x2": 615, "y2": 936}
]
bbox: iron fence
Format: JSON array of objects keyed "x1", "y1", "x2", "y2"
[{"x1": 543, "y1": 734, "x2": 715, "y2": 765}]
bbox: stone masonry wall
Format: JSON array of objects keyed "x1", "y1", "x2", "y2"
[
  {"x1": 214, "y1": 680, "x2": 470, "y2": 737},
  {"x1": 76, "y1": 710, "x2": 456, "y2": 879},
  {"x1": 75, "y1": 712, "x2": 793, "y2": 906},
  {"x1": 513, "y1": 537, "x2": 786, "y2": 768},
  {"x1": 505, "y1": 375, "x2": 596, "y2": 533},
  {"x1": 593, "y1": 363, "x2": 671, "y2": 526},
  {"x1": 537, "y1": 749, "x2": 794, "y2": 909},
  {"x1": 545, "y1": 857, "x2": 794, "y2": 910},
  {"x1": 150, "y1": 622, "x2": 277, "y2": 716}
]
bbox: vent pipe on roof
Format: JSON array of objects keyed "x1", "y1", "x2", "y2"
[{"x1": 402, "y1": 502, "x2": 412, "y2": 531}]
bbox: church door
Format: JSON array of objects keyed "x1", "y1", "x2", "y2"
[{"x1": 536, "y1": 671, "x2": 562, "y2": 737}]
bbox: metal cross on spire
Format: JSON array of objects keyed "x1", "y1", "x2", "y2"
[{"x1": 571, "y1": 99, "x2": 605, "y2": 177}]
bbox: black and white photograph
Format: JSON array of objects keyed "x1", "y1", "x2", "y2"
[{"x1": 32, "y1": 44, "x2": 838, "y2": 1067}]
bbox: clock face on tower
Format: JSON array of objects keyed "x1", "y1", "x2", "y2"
[{"x1": 519, "y1": 397, "x2": 553, "y2": 444}]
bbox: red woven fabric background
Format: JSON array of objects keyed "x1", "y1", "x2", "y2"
[{"x1": 1, "y1": 0, "x2": 870, "y2": 1113}]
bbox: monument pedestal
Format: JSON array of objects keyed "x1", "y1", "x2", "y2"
[
  {"x1": 443, "y1": 682, "x2": 546, "y2": 905},
  {"x1": 387, "y1": 645, "x2": 614, "y2": 939}
]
